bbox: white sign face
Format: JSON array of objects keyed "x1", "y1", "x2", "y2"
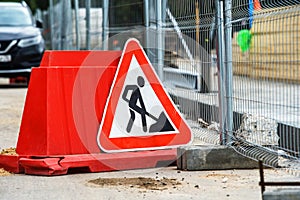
[
  {"x1": 97, "y1": 38, "x2": 192, "y2": 153},
  {"x1": 109, "y1": 55, "x2": 178, "y2": 138}
]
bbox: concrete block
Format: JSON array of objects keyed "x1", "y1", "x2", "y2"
[
  {"x1": 263, "y1": 189, "x2": 300, "y2": 200},
  {"x1": 177, "y1": 145, "x2": 258, "y2": 170}
]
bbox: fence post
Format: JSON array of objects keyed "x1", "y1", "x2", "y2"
[
  {"x1": 156, "y1": 0, "x2": 164, "y2": 81},
  {"x1": 216, "y1": 0, "x2": 227, "y2": 145},
  {"x1": 74, "y1": 0, "x2": 80, "y2": 50},
  {"x1": 144, "y1": 0, "x2": 149, "y2": 55},
  {"x1": 86, "y1": 0, "x2": 91, "y2": 50},
  {"x1": 61, "y1": 0, "x2": 71, "y2": 50},
  {"x1": 61, "y1": 0, "x2": 65, "y2": 49},
  {"x1": 224, "y1": 0, "x2": 233, "y2": 143},
  {"x1": 49, "y1": 0, "x2": 54, "y2": 49},
  {"x1": 102, "y1": 0, "x2": 109, "y2": 50}
]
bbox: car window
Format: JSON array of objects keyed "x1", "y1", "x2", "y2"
[{"x1": 0, "y1": 7, "x2": 33, "y2": 26}]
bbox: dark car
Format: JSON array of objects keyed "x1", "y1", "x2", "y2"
[{"x1": 0, "y1": 2, "x2": 45, "y2": 79}]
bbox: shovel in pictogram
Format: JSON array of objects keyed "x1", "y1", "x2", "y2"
[{"x1": 146, "y1": 111, "x2": 175, "y2": 133}]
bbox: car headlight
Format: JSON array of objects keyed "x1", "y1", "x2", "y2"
[{"x1": 18, "y1": 35, "x2": 42, "y2": 48}]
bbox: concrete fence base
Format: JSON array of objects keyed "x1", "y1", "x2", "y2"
[
  {"x1": 263, "y1": 189, "x2": 300, "y2": 200},
  {"x1": 177, "y1": 145, "x2": 258, "y2": 170}
]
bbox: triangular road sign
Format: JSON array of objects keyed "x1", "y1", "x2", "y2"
[{"x1": 97, "y1": 38, "x2": 192, "y2": 152}]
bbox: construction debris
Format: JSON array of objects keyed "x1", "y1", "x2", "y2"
[
  {"x1": 0, "y1": 168, "x2": 11, "y2": 176},
  {"x1": 0, "y1": 147, "x2": 17, "y2": 155},
  {"x1": 236, "y1": 114, "x2": 279, "y2": 146}
]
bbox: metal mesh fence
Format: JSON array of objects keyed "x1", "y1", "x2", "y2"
[
  {"x1": 162, "y1": 0, "x2": 300, "y2": 174},
  {"x1": 164, "y1": 0, "x2": 219, "y2": 128},
  {"x1": 229, "y1": 0, "x2": 300, "y2": 172},
  {"x1": 41, "y1": 0, "x2": 300, "y2": 174},
  {"x1": 39, "y1": 0, "x2": 103, "y2": 50}
]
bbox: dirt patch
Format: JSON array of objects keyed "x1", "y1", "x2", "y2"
[
  {"x1": 205, "y1": 173, "x2": 240, "y2": 178},
  {"x1": 88, "y1": 177, "x2": 181, "y2": 191},
  {"x1": 0, "y1": 168, "x2": 11, "y2": 176},
  {"x1": 0, "y1": 147, "x2": 17, "y2": 155}
]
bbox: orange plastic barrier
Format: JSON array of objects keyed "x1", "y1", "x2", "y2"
[
  {"x1": 17, "y1": 50, "x2": 121, "y2": 155},
  {"x1": 0, "y1": 50, "x2": 177, "y2": 175}
]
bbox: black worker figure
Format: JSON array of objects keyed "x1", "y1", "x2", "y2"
[
  {"x1": 122, "y1": 75, "x2": 175, "y2": 134},
  {"x1": 122, "y1": 76, "x2": 148, "y2": 133}
]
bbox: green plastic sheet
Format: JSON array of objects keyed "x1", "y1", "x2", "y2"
[{"x1": 237, "y1": 29, "x2": 252, "y2": 52}]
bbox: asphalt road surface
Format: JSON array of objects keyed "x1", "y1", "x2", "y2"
[{"x1": 0, "y1": 78, "x2": 298, "y2": 200}]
